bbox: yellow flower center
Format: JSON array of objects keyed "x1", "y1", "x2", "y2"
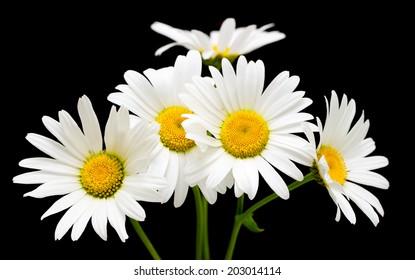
[
  {"x1": 156, "y1": 106, "x2": 195, "y2": 153},
  {"x1": 213, "y1": 45, "x2": 230, "y2": 57},
  {"x1": 80, "y1": 152, "x2": 124, "y2": 198},
  {"x1": 220, "y1": 110, "x2": 269, "y2": 158},
  {"x1": 317, "y1": 145, "x2": 348, "y2": 185},
  {"x1": 203, "y1": 45, "x2": 239, "y2": 69}
]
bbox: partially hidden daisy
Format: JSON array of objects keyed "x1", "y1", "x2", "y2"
[
  {"x1": 304, "y1": 91, "x2": 389, "y2": 226},
  {"x1": 180, "y1": 55, "x2": 315, "y2": 201},
  {"x1": 13, "y1": 95, "x2": 168, "y2": 242},
  {"x1": 151, "y1": 18, "x2": 285, "y2": 68},
  {"x1": 107, "y1": 50, "x2": 206, "y2": 207}
]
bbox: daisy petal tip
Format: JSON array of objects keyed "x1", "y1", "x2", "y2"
[{"x1": 277, "y1": 189, "x2": 290, "y2": 200}]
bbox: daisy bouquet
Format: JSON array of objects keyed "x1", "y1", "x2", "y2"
[{"x1": 13, "y1": 18, "x2": 389, "y2": 260}]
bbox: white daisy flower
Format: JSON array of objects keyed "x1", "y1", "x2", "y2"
[
  {"x1": 107, "y1": 50, "x2": 206, "y2": 207},
  {"x1": 304, "y1": 90, "x2": 389, "y2": 226},
  {"x1": 151, "y1": 18, "x2": 285, "y2": 68},
  {"x1": 180, "y1": 55, "x2": 315, "y2": 201},
  {"x1": 13, "y1": 95, "x2": 168, "y2": 242}
]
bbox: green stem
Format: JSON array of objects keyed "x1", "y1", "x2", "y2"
[
  {"x1": 202, "y1": 197, "x2": 210, "y2": 260},
  {"x1": 224, "y1": 172, "x2": 315, "y2": 260},
  {"x1": 193, "y1": 186, "x2": 204, "y2": 260},
  {"x1": 236, "y1": 194, "x2": 245, "y2": 215},
  {"x1": 245, "y1": 173, "x2": 315, "y2": 216},
  {"x1": 224, "y1": 213, "x2": 243, "y2": 260},
  {"x1": 224, "y1": 195, "x2": 244, "y2": 260},
  {"x1": 129, "y1": 218, "x2": 161, "y2": 260}
]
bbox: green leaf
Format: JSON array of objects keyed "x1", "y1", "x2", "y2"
[{"x1": 241, "y1": 213, "x2": 264, "y2": 233}]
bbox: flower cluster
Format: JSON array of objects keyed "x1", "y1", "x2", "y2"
[{"x1": 13, "y1": 18, "x2": 389, "y2": 260}]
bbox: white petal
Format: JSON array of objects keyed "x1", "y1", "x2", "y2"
[
  {"x1": 151, "y1": 21, "x2": 195, "y2": 46},
  {"x1": 103, "y1": 106, "x2": 119, "y2": 152},
  {"x1": 180, "y1": 85, "x2": 224, "y2": 126},
  {"x1": 234, "y1": 183, "x2": 244, "y2": 198},
  {"x1": 173, "y1": 154, "x2": 189, "y2": 208},
  {"x1": 346, "y1": 155, "x2": 389, "y2": 171},
  {"x1": 161, "y1": 151, "x2": 180, "y2": 203},
  {"x1": 55, "y1": 195, "x2": 93, "y2": 240},
  {"x1": 348, "y1": 192, "x2": 380, "y2": 226},
  {"x1": 335, "y1": 205, "x2": 341, "y2": 221},
  {"x1": 108, "y1": 90, "x2": 155, "y2": 121},
  {"x1": 206, "y1": 153, "x2": 235, "y2": 189},
  {"x1": 124, "y1": 130, "x2": 160, "y2": 168},
  {"x1": 232, "y1": 158, "x2": 259, "y2": 200},
  {"x1": 41, "y1": 116, "x2": 85, "y2": 161},
  {"x1": 107, "y1": 198, "x2": 128, "y2": 242},
  {"x1": 77, "y1": 95, "x2": 103, "y2": 153},
  {"x1": 24, "y1": 180, "x2": 81, "y2": 198},
  {"x1": 181, "y1": 114, "x2": 222, "y2": 150},
  {"x1": 267, "y1": 134, "x2": 318, "y2": 166},
  {"x1": 231, "y1": 24, "x2": 256, "y2": 53},
  {"x1": 217, "y1": 18, "x2": 235, "y2": 51},
  {"x1": 41, "y1": 189, "x2": 86, "y2": 220},
  {"x1": 25, "y1": 133, "x2": 82, "y2": 168},
  {"x1": 91, "y1": 201, "x2": 108, "y2": 241},
  {"x1": 197, "y1": 183, "x2": 218, "y2": 204},
  {"x1": 147, "y1": 146, "x2": 169, "y2": 176},
  {"x1": 144, "y1": 67, "x2": 176, "y2": 107},
  {"x1": 71, "y1": 197, "x2": 98, "y2": 241},
  {"x1": 58, "y1": 110, "x2": 90, "y2": 157},
  {"x1": 154, "y1": 42, "x2": 181, "y2": 56},
  {"x1": 191, "y1": 30, "x2": 211, "y2": 51},
  {"x1": 241, "y1": 30, "x2": 286, "y2": 54},
  {"x1": 259, "y1": 73, "x2": 299, "y2": 118},
  {"x1": 347, "y1": 170, "x2": 389, "y2": 189},
  {"x1": 208, "y1": 64, "x2": 238, "y2": 113},
  {"x1": 124, "y1": 70, "x2": 163, "y2": 113},
  {"x1": 14, "y1": 170, "x2": 70, "y2": 185},
  {"x1": 18, "y1": 157, "x2": 79, "y2": 176},
  {"x1": 268, "y1": 112, "x2": 313, "y2": 131},
  {"x1": 262, "y1": 149, "x2": 304, "y2": 181},
  {"x1": 123, "y1": 174, "x2": 167, "y2": 202},
  {"x1": 185, "y1": 148, "x2": 225, "y2": 186},
  {"x1": 114, "y1": 190, "x2": 146, "y2": 221},
  {"x1": 255, "y1": 156, "x2": 289, "y2": 199},
  {"x1": 328, "y1": 188, "x2": 356, "y2": 224},
  {"x1": 240, "y1": 60, "x2": 263, "y2": 109},
  {"x1": 344, "y1": 181, "x2": 384, "y2": 216}
]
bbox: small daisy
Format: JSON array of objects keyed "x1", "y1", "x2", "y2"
[
  {"x1": 180, "y1": 55, "x2": 315, "y2": 201},
  {"x1": 107, "y1": 50, "x2": 207, "y2": 207},
  {"x1": 13, "y1": 95, "x2": 168, "y2": 242},
  {"x1": 151, "y1": 18, "x2": 285, "y2": 68},
  {"x1": 304, "y1": 91, "x2": 389, "y2": 226}
]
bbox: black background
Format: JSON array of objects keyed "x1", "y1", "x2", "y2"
[{"x1": 3, "y1": 2, "x2": 412, "y2": 260}]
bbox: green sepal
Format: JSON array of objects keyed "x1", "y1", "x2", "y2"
[{"x1": 239, "y1": 213, "x2": 264, "y2": 233}]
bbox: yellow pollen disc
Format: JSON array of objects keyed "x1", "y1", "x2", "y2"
[
  {"x1": 156, "y1": 106, "x2": 195, "y2": 153},
  {"x1": 213, "y1": 45, "x2": 230, "y2": 57},
  {"x1": 317, "y1": 145, "x2": 348, "y2": 185},
  {"x1": 80, "y1": 152, "x2": 124, "y2": 198},
  {"x1": 220, "y1": 110, "x2": 269, "y2": 158},
  {"x1": 211, "y1": 45, "x2": 238, "y2": 63}
]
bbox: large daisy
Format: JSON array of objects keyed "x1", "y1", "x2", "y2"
[
  {"x1": 151, "y1": 18, "x2": 285, "y2": 68},
  {"x1": 13, "y1": 95, "x2": 168, "y2": 242},
  {"x1": 180, "y1": 55, "x2": 315, "y2": 201},
  {"x1": 107, "y1": 50, "x2": 205, "y2": 207},
  {"x1": 304, "y1": 91, "x2": 389, "y2": 226}
]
